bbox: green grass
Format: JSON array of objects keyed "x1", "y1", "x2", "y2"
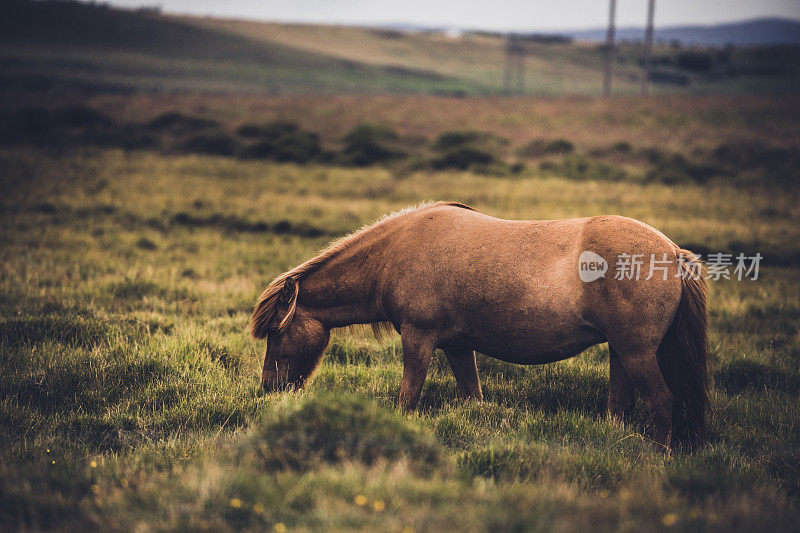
[{"x1": 1, "y1": 94, "x2": 800, "y2": 530}]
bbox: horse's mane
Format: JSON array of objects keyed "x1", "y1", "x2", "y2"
[{"x1": 249, "y1": 201, "x2": 473, "y2": 339}]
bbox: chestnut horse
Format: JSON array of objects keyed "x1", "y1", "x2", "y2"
[{"x1": 250, "y1": 202, "x2": 708, "y2": 450}]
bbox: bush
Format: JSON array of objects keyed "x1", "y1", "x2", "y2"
[
  {"x1": 649, "y1": 70, "x2": 690, "y2": 86},
  {"x1": 339, "y1": 123, "x2": 405, "y2": 166},
  {"x1": 518, "y1": 138, "x2": 574, "y2": 158},
  {"x1": 646, "y1": 153, "x2": 718, "y2": 184},
  {"x1": 236, "y1": 120, "x2": 299, "y2": 140},
  {"x1": 343, "y1": 123, "x2": 399, "y2": 145},
  {"x1": 430, "y1": 147, "x2": 496, "y2": 170},
  {"x1": 110, "y1": 123, "x2": 161, "y2": 150},
  {"x1": 540, "y1": 155, "x2": 626, "y2": 181},
  {"x1": 50, "y1": 105, "x2": 113, "y2": 129},
  {"x1": 181, "y1": 133, "x2": 239, "y2": 156},
  {"x1": 677, "y1": 51, "x2": 713, "y2": 73},
  {"x1": 509, "y1": 161, "x2": 526, "y2": 174},
  {"x1": 610, "y1": 141, "x2": 632, "y2": 154},
  {"x1": 0, "y1": 107, "x2": 52, "y2": 144},
  {"x1": 237, "y1": 393, "x2": 444, "y2": 473},
  {"x1": 272, "y1": 131, "x2": 321, "y2": 163},
  {"x1": 433, "y1": 130, "x2": 483, "y2": 150},
  {"x1": 147, "y1": 112, "x2": 218, "y2": 136},
  {"x1": 340, "y1": 140, "x2": 403, "y2": 166},
  {"x1": 241, "y1": 130, "x2": 321, "y2": 163},
  {"x1": 0, "y1": 105, "x2": 119, "y2": 146},
  {"x1": 238, "y1": 121, "x2": 322, "y2": 163},
  {"x1": 714, "y1": 141, "x2": 800, "y2": 175}
]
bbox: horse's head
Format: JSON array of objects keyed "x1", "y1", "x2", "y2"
[{"x1": 257, "y1": 277, "x2": 329, "y2": 392}]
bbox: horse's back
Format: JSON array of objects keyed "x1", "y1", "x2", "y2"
[{"x1": 378, "y1": 206, "x2": 684, "y2": 363}]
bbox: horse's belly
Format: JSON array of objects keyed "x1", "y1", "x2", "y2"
[{"x1": 461, "y1": 324, "x2": 606, "y2": 365}]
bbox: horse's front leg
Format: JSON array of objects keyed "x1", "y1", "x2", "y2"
[
  {"x1": 444, "y1": 347, "x2": 483, "y2": 401},
  {"x1": 398, "y1": 325, "x2": 436, "y2": 411}
]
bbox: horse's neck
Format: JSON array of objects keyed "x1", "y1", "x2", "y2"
[{"x1": 298, "y1": 232, "x2": 389, "y2": 329}]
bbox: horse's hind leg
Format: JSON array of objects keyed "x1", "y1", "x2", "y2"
[
  {"x1": 608, "y1": 346, "x2": 634, "y2": 421},
  {"x1": 609, "y1": 340, "x2": 673, "y2": 449},
  {"x1": 444, "y1": 347, "x2": 483, "y2": 401}
]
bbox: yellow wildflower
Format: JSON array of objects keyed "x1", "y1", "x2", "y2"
[
  {"x1": 662, "y1": 513, "x2": 678, "y2": 527},
  {"x1": 354, "y1": 494, "x2": 367, "y2": 506}
]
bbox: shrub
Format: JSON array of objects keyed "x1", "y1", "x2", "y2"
[
  {"x1": 236, "y1": 120, "x2": 299, "y2": 140},
  {"x1": 713, "y1": 141, "x2": 800, "y2": 187},
  {"x1": 273, "y1": 131, "x2": 322, "y2": 163},
  {"x1": 430, "y1": 147, "x2": 496, "y2": 170},
  {"x1": 518, "y1": 138, "x2": 574, "y2": 158},
  {"x1": 545, "y1": 139, "x2": 574, "y2": 154},
  {"x1": 610, "y1": 141, "x2": 632, "y2": 154},
  {"x1": 237, "y1": 393, "x2": 444, "y2": 473},
  {"x1": 343, "y1": 123, "x2": 399, "y2": 145},
  {"x1": 0, "y1": 105, "x2": 119, "y2": 146},
  {"x1": 135, "y1": 237, "x2": 158, "y2": 251},
  {"x1": 540, "y1": 155, "x2": 626, "y2": 181},
  {"x1": 241, "y1": 131, "x2": 321, "y2": 163},
  {"x1": 50, "y1": 105, "x2": 113, "y2": 129},
  {"x1": 111, "y1": 124, "x2": 161, "y2": 150},
  {"x1": 341, "y1": 140, "x2": 403, "y2": 166},
  {"x1": 147, "y1": 112, "x2": 218, "y2": 136},
  {"x1": 646, "y1": 153, "x2": 717, "y2": 184},
  {"x1": 649, "y1": 70, "x2": 690, "y2": 86},
  {"x1": 677, "y1": 51, "x2": 713, "y2": 72},
  {"x1": 0, "y1": 106, "x2": 52, "y2": 144},
  {"x1": 433, "y1": 130, "x2": 483, "y2": 151},
  {"x1": 339, "y1": 123, "x2": 405, "y2": 166},
  {"x1": 180, "y1": 133, "x2": 239, "y2": 156}
]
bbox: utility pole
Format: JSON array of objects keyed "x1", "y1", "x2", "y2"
[
  {"x1": 504, "y1": 34, "x2": 526, "y2": 95},
  {"x1": 641, "y1": 0, "x2": 656, "y2": 95},
  {"x1": 603, "y1": 0, "x2": 617, "y2": 97}
]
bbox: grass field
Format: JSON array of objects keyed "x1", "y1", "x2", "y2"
[{"x1": 1, "y1": 91, "x2": 800, "y2": 531}]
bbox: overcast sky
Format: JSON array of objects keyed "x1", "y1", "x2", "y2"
[{"x1": 103, "y1": 0, "x2": 800, "y2": 30}]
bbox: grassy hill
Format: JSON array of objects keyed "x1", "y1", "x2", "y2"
[
  {"x1": 0, "y1": 0, "x2": 476, "y2": 95},
  {"x1": 2, "y1": 0, "x2": 798, "y2": 96}
]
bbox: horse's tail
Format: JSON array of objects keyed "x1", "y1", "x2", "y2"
[{"x1": 657, "y1": 248, "x2": 709, "y2": 451}]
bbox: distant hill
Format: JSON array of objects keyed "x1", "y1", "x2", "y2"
[
  {"x1": 1, "y1": 2, "x2": 797, "y2": 96},
  {"x1": 0, "y1": 0, "x2": 475, "y2": 95},
  {"x1": 567, "y1": 18, "x2": 800, "y2": 47}
]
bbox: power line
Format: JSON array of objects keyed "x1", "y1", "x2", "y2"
[
  {"x1": 504, "y1": 34, "x2": 526, "y2": 95},
  {"x1": 603, "y1": 0, "x2": 617, "y2": 97},
  {"x1": 641, "y1": 0, "x2": 656, "y2": 95}
]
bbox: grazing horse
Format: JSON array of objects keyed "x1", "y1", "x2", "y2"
[{"x1": 250, "y1": 202, "x2": 708, "y2": 450}]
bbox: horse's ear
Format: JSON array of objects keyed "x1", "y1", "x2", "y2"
[{"x1": 281, "y1": 277, "x2": 297, "y2": 303}]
